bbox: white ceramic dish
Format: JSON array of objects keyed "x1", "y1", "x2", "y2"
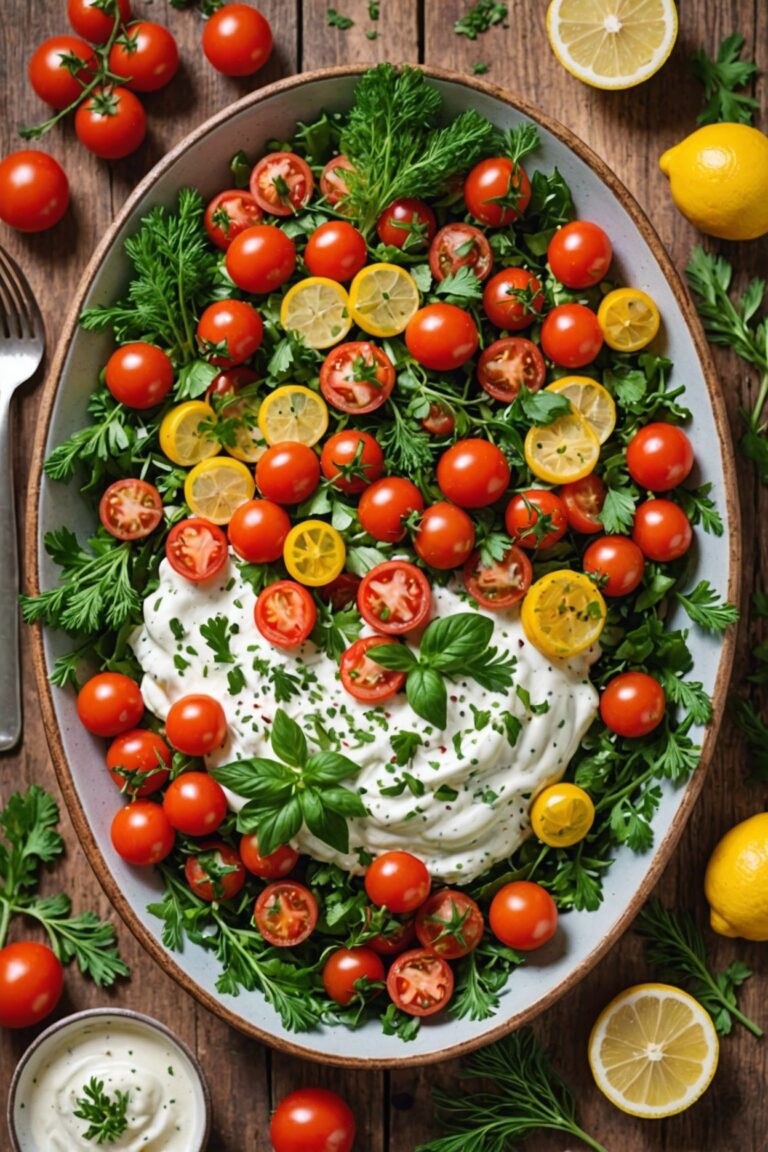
[{"x1": 28, "y1": 66, "x2": 739, "y2": 1067}]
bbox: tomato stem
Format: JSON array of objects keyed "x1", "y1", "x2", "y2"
[{"x1": 0, "y1": 900, "x2": 11, "y2": 950}]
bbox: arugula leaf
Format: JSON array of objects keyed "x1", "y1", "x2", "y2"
[{"x1": 689, "y1": 33, "x2": 758, "y2": 126}]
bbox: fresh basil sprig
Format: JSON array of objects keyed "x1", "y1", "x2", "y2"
[
  {"x1": 210, "y1": 710, "x2": 366, "y2": 856},
  {"x1": 370, "y1": 613, "x2": 517, "y2": 729}
]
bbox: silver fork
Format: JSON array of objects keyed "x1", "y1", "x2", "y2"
[{"x1": 0, "y1": 247, "x2": 45, "y2": 751}]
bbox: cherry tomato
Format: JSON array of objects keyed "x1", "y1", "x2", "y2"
[
  {"x1": 29, "y1": 36, "x2": 95, "y2": 109},
  {"x1": 463, "y1": 545, "x2": 532, "y2": 609},
  {"x1": 108, "y1": 21, "x2": 179, "y2": 92},
  {"x1": 429, "y1": 222, "x2": 493, "y2": 282},
  {"x1": 547, "y1": 221, "x2": 613, "y2": 289},
  {"x1": 249, "y1": 151, "x2": 313, "y2": 216},
  {"x1": 111, "y1": 800, "x2": 175, "y2": 866},
  {"x1": 270, "y1": 1088, "x2": 355, "y2": 1152},
  {"x1": 358, "y1": 477, "x2": 424, "y2": 543},
  {"x1": 561, "y1": 473, "x2": 606, "y2": 534},
  {"x1": 387, "y1": 948, "x2": 454, "y2": 1016},
  {"x1": 98, "y1": 478, "x2": 163, "y2": 541},
  {"x1": 104, "y1": 342, "x2": 173, "y2": 409},
  {"x1": 228, "y1": 499, "x2": 291, "y2": 563},
  {"x1": 583, "y1": 535, "x2": 645, "y2": 597},
  {"x1": 600, "y1": 671, "x2": 666, "y2": 737},
  {"x1": 206, "y1": 365, "x2": 259, "y2": 402},
  {"x1": 436, "y1": 438, "x2": 511, "y2": 509},
  {"x1": 420, "y1": 402, "x2": 456, "y2": 436},
  {"x1": 477, "y1": 337, "x2": 546, "y2": 403},
  {"x1": 505, "y1": 489, "x2": 568, "y2": 550},
  {"x1": 405, "y1": 303, "x2": 479, "y2": 372},
  {"x1": 357, "y1": 561, "x2": 431, "y2": 635},
  {"x1": 202, "y1": 3, "x2": 273, "y2": 76},
  {"x1": 490, "y1": 881, "x2": 558, "y2": 950},
  {"x1": 77, "y1": 672, "x2": 143, "y2": 737},
  {"x1": 320, "y1": 155, "x2": 355, "y2": 206},
  {"x1": 632, "y1": 498, "x2": 692, "y2": 562},
  {"x1": 255, "y1": 442, "x2": 320, "y2": 505},
  {"x1": 319, "y1": 341, "x2": 395, "y2": 414},
  {"x1": 165, "y1": 695, "x2": 228, "y2": 756},
  {"x1": 165, "y1": 518, "x2": 229, "y2": 583},
  {"x1": 184, "y1": 840, "x2": 246, "y2": 902},
  {"x1": 320, "y1": 430, "x2": 384, "y2": 494},
  {"x1": 368, "y1": 915, "x2": 416, "y2": 956},
  {"x1": 626, "y1": 423, "x2": 694, "y2": 492},
  {"x1": 0, "y1": 942, "x2": 64, "y2": 1029},
  {"x1": 255, "y1": 580, "x2": 317, "y2": 647},
  {"x1": 204, "y1": 190, "x2": 263, "y2": 250},
  {"x1": 322, "y1": 947, "x2": 385, "y2": 1005},
  {"x1": 239, "y1": 834, "x2": 298, "y2": 879},
  {"x1": 303, "y1": 220, "x2": 367, "y2": 282},
  {"x1": 540, "y1": 303, "x2": 604, "y2": 369},
  {"x1": 464, "y1": 157, "x2": 531, "y2": 227},
  {"x1": 316, "y1": 571, "x2": 361, "y2": 611},
  {"x1": 106, "y1": 728, "x2": 172, "y2": 797},
  {"x1": 414, "y1": 502, "x2": 476, "y2": 569},
  {"x1": 482, "y1": 267, "x2": 544, "y2": 331},
  {"x1": 68, "y1": 0, "x2": 131, "y2": 42},
  {"x1": 74, "y1": 85, "x2": 146, "y2": 160},
  {"x1": 255, "y1": 881, "x2": 318, "y2": 947},
  {"x1": 376, "y1": 197, "x2": 436, "y2": 250},
  {"x1": 340, "y1": 636, "x2": 406, "y2": 703},
  {"x1": 414, "y1": 889, "x2": 484, "y2": 959},
  {"x1": 163, "y1": 771, "x2": 228, "y2": 836},
  {"x1": 225, "y1": 225, "x2": 297, "y2": 294},
  {"x1": 0, "y1": 150, "x2": 69, "y2": 232},
  {"x1": 197, "y1": 299, "x2": 263, "y2": 366},
  {"x1": 365, "y1": 851, "x2": 431, "y2": 914}
]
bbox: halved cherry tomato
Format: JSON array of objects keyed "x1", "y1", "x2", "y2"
[
  {"x1": 204, "y1": 189, "x2": 263, "y2": 250},
  {"x1": 29, "y1": 35, "x2": 95, "y2": 109},
  {"x1": 184, "y1": 840, "x2": 246, "y2": 902},
  {"x1": 201, "y1": 2, "x2": 272, "y2": 77},
  {"x1": 165, "y1": 518, "x2": 229, "y2": 583},
  {"x1": 239, "y1": 834, "x2": 298, "y2": 879},
  {"x1": 163, "y1": 771, "x2": 228, "y2": 836},
  {"x1": 505, "y1": 489, "x2": 568, "y2": 550},
  {"x1": 463, "y1": 545, "x2": 532, "y2": 609},
  {"x1": 225, "y1": 224, "x2": 296, "y2": 294},
  {"x1": 254, "y1": 580, "x2": 317, "y2": 647},
  {"x1": 464, "y1": 157, "x2": 531, "y2": 227},
  {"x1": 319, "y1": 341, "x2": 395, "y2": 414},
  {"x1": 583, "y1": 535, "x2": 645, "y2": 597},
  {"x1": 376, "y1": 197, "x2": 436, "y2": 250},
  {"x1": 477, "y1": 337, "x2": 546, "y2": 403},
  {"x1": 561, "y1": 473, "x2": 606, "y2": 534},
  {"x1": 255, "y1": 442, "x2": 320, "y2": 505},
  {"x1": 340, "y1": 636, "x2": 406, "y2": 703},
  {"x1": 540, "y1": 303, "x2": 604, "y2": 369},
  {"x1": 358, "y1": 477, "x2": 424, "y2": 543},
  {"x1": 250, "y1": 151, "x2": 313, "y2": 216},
  {"x1": 0, "y1": 942, "x2": 64, "y2": 1029},
  {"x1": 304, "y1": 220, "x2": 367, "y2": 282},
  {"x1": 320, "y1": 430, "x2": 384, "y2": 494},
  {"x1": 429, "y1": 222, "x2": 493, "y2": 282},
  {"x1": 106, "y1": 728, "x2": 171, "y2": 797},
  {"x1": 228, "y1": 499, "x2": 291, "y2": 564},
  {"x1": 365, "y1": 851, "x2": 431, "y2": 914},
  {"x1": 600, "y1": 671, "x2": 666, "y2": 737},
  {"x1": 254, "y1": 881, "x2": 318, "y2": 946},
  {"x1": 482, "y1": 267, "x2": 544, "y2": 331},
  {"x1": 357, "y1": 560, "x2": 431, "y2": 635},
  {"x1": 436, "y1": 438, "x2": 511, "y2": 509},
  {"x1": 320, "y1": 155, "x2": 355, "y2": 205},
  {"x1": 626, "y1": 422, "x2": 694, "y2": 492},
  {"x1": 632, "y1": 498, "x2": 692, "y2": 561},
  {"x1": 270, "y1": 1089, "x2": 355, "y2": 1152},
  {"x1": 414, "y1": 502, "x2": 476, "y2": 569},
  {"x1": 387, "y1": 948, "x2": 454, "y2": 1017},
  {"x1": 105, "y1": 341, "x2": 173, "y2": 408},
  {"x1": 547, "y1": 221, "x2": 613, "y2": 289},
  {"x1": 420, "y1": 402, "x2": 456, "y2": 436},
  {"x1": 489, "y1": 880, "x2": 558, "y2": 951},
  {"x1": 317, "y1": 571, "x2": 362, "y2": 611},
  {"x1": 197, "y1": 299, "x2": 263, "y2": 366},
  {"x1": 99, "y1": 478, "x2": 162, "y2": 541},
  {"x1": 165, "y1": 696, "x2": 227, "y2": 756},
  {"x1": 368, "y1": 915, "x2": 417, "y2": 955},
  {"x1": 111, "y1": 800, "x2": 175, "y2": 866},
  {"x1": 414, "y1": 889, "x2": 484, "y2": 959},
  {"x1": 77, "y1": 672, "x2": 143, "y2": 737},
  {"x1": 322, "y1": 947, "x2": 385, "y2": 1005},
  {"x1": 405, "y1": 303, "x2": 478, "y2": 371}
]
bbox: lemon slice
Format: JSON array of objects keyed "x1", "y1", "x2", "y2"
[
  {"x1": 283, "y1": 520, "x2": 346, "y2": 586},
  {"x1": 598, "y1": 287, "x2": 661, "y2": 352},
  {"x1": 521, "y1": 570, "x2": 606, "y2": 660},
  {"x1": 348, "y1": 263, "x2": 420, "y2": 338},
  {"x1": 184, "y1": 456, "x2": 255, "y2": 525},
  {"x1": 219, "y1": 395, "x2": 268, "y2": 463},
  {"x1": 159, "y1": 401, "x2": 219, "y2": 467},
  {"x1": 589, "y1": 983, "x2": 719, "y2": 1118},
  {"x1": 280, "y1": 276, "x2": 352, "y2": 349},
  {"x1": 546, "y1": 0, "x2": 678, "y2": 91},
  {"x1": 530, "y1": 782, "x2": 595, "y2": 847},
  {"x1": 524, "y1": 408, "x2": 600, "y2": 484},
  {"x1": 257, "y1": 385, "x2": 329, "y2": 447},
  {"x1": 546, "y1": 376, "x2": 616, "y2": 444}
]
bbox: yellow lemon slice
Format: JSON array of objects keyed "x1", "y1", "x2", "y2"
[
  {"x1": 348, "y1": 263, "x2": 420, "y2": 338},
  {"x1": 184, "y1": 456, "x2": 255, "y2": 525},
  {"x1": 257, "y1": 385, "x2": 329, "y2": 447},
  {"x1": 524, "y1": 408, "x2": 600, "y2": 484},
  {"x1": 159, "y1": 401, "x2": 219, "y2": 467},
  {"x1": 546, "y1": 0, "x2": 678, "y2": 91},
  {"x1": 588, "y1": 983, "x2": 719, "y2": 1118},
  {"x1": 218, "y1": 394, "x2": 268, "y2": 464},
  {"x1": 279, "y1": 276, "x2": 352, "y2": 349},
  {"x1": 598, "y1": 287, "x2": 661, "y2": 352},
  {"x1": 546, "y1": 376, "x2": 616, "y2": 444},
  {"x1": 521, "y1": 570, "x2": 606, "y2": 660},
  {"x1": 283, "y1": 520, "x2": 346, "y2": 587},
  {"x1": 530, "y1": 782, "x2": 595, "y2": 847}
]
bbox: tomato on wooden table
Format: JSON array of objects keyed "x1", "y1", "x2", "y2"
[
  {"x1": 74, "y1": 85, "x2": 146, "y2": 160},
  {"x1": 106, "y1": 729, "x2": 172, "y2": 797},
  {"x1": 184, "y1": 841, "x2": 246, "y2": 902},
  {"x1": 250, "y1": 151, "x2": 313, "y2": 216},
  {"x1": 270, "y1": 1088, "x2": 356, "y2": 1152},
  {"x1": 477, "y1": 337, "x2": 546, "y2": 403},
  {"x1": 163, "y1": 772, "x2": 228, "y2": 836},
  {"x1": 387, "y1": 948, "x2": 454, "y2": 1017},
  {"x1": 0, "y1": 943, "x2": 64, "y2": 1029},
  {"x1": 358, "y1": 477, "x2": 424, "y2": 543},
  {"x1": 464, "y1": 156, "x2": 531, "y2": 227},
  {"x1": 365, "y1": 851, "x2": 431, "y2": 914},
  {"x1": 225, "y1": 224, "x2": 296, "y2": 293},
  {"x1": 99, "y1": 478, "x2": 163, "y2": 541},
  {"x1": 322, "y1": 947, "x2": 385, "y2": 1005},
  {"x1": 632, "y1": 498, "x2": 692, "y2": 561},
  {"x1": 436, "y1": 438, "x2": 511, "y2": 508},
  {"x1": 165, "y1": 695, "x2": 228, "y2": 756},
  {"x1": 489, "y1": 880, "x2": 558, "y2": 950},
  {"x1": 583, "y1": 535, "x2": 645, "y2": 597},
  {"x1": 320, "y1": 430, "x2": 384, "y2": 494},
  {"x1": 304, "y1": 220, "x2": 367, "y2": 281},
  {"x1": 561, "y1": 473, "x2": 606, "y2": 534},
  {"x1": 111, "y1": 800, "x2": 175, "y2": 866},
  {"x1": 414, "y1": 502, "x2": 476, "y2": 569},
  {"x1": 505, "y1": 489, "x2": 568, "y2": 550},
  {"x1": 255, "y1": 580, "x2": 317, "y2": 647},
  {"x1": 420, "y1": 402, "x2": 456, "y2": 436},
  {"x1": 68, "y1": 0, "x2": 131, "y2": 42},
  {"x1": 540, "y1": 303, "x2": 604, "y2": 369},
  {"x1": 204, "y1": 190, "x2": 262, "y2": 250},
  {"x1": 239, "y1": 834, "x2": 298, "y2": 879},
  {"x1": 197, "y1": 299, "x2": 264, "y2": 366},
  {"x1": 202, "y1": 2, "x2": 273, "y2": 76},
  {"x1": 339, "y1": 636, "x2": 406, "y2": 703},
  {"x1": 166, "y1": 518, "x2": 229, "y2": 583},
  {"x1": 320, "y1": 155, "x2": 355, "y2": 206},
  {"x1": 547, "y1": 220, "x2": 613, "y2": 289},
  {"x1": 600, "y1": 671, "x2": 666, "y2": 737},
  {"x1": 626, "y1": 422, "x2": 694, "y2": 491},
  {"x1": 482, "y1": 267, "x2": 544, "y2": 331},
  {"x1": 319, "y1": 341, "x2": 395, "y2": 414},
  {"x1": 463, "y1": 545, "x2": 533, "y2": 609},
  {"x1": 415, "y1": 889, "x2": 484, "y2": 959},
  {"x1": 405, "y1": 303, "x2": 479, "y2": 371},
  {"x1": 108, "y1": 21, "x2": 179, "y2": 92},
  {"x1": 429, "y1": 222, "x2": 493, "y2": 282},
  {"x1": 0, "y1": 150, "x2": 69, "y2": 233},
  {"x1": 228, "y1": 499, "x2": 291, "y2": 564},
  {"x1": 77, "y1": 672, "x2": 144, "y2": 737},
  {"x1": 376, "y1": 197, "x2": 437, "y2": 250},
  {"x1": 29, "y1": 36, "x2": 95, "y2": 108},
  {"x1": 357, "y1": 560, "x2": 431, "y2": 635},
  {"x1": 105, "y1": 341, "x2": 174, "y2": 408},
  {"x1": 254, "y1": 881, "x2": 318, "y2": 946}
]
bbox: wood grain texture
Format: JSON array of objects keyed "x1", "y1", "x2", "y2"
[{"x1": 1, "y1": 1, "x2": 766, "y2": 1149}]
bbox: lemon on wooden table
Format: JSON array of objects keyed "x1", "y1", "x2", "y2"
[
  {"x1": 546, "y1": 0, "x2": 678, "y2": 91},
  {"x1": 588, "y1": 983, "x2": 719, "y2": 1118},
  {"x1": 659, "y1": 123, "x2": 768, "y2": 241},
  {"x1": 704, "y1": 812, "x2": 768, "y2": 940}
]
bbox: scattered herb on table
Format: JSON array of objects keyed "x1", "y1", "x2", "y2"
[
  {"x1": 689, "y1": 32, "x2": 759, "y2": 126},
  {"x1": 74, "y1": 1078, "x2": 131, "y2": 1145},
  {"x1": 454, "y1": 1, "x2": 508, "y2": 40},
  {"x1": 326, "y1": 7, "x2": 354, "y2": 29}
]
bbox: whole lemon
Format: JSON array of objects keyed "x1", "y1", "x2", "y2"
[
  {"x1": 704, "y1": 812, "x2": 768, "y2": 940},
  {"x1": 659, "y1": 123, "x2": 768, "y2": 241}
]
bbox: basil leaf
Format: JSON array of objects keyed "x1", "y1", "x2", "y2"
[
  {"x1": 367, "y1": 642, "x2": 418, "y2": 672},
  {"x1": 301, "y1": 793, "x2": 350, "y2": 854},
  {"x1": 419, "y1": 613, "x2": 494, "y2": 669},
  {"x1": 255, "y1": 797, "x2": 303, "y2": 857},
  {"x1": 306, "y1": 751, "x2": 359, "y2": 785},
  {"x1": 323, "y1": 787, "x2": 367, "y2": 818},
  {"x1": 210, "y1": 758, "x2": 292, "y2": 800},
  {"x1": 406, "y1": 666, "x2": 447, "y2": 729},
  {"x1": 271, "y1": 709, "x2": 308, "y2": 767}
]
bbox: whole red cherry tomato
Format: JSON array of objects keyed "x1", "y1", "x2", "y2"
[
  {"x1": 108, "y1": 21, "x2": 180, "y2": 92},
  {"x1": 414, "y1": 889, "x2": 484, "y2": 959},
  {"x1": 184, "y1": 841, "x2": 246, "y2": 902},
  {"x1": 322, "y1": 947, "x2": 385, "y2": 1005},
  {"x1": 436, "y1": 439, "x2": 511, "y2": 508},
  {"x1": 376, "y1": 197, "x2": 437, "y2": 250},
  {"x1": 464, "y1": 157, "x2": 531, "y2": 227},
  {"x1": 202, "y1": 3, "x2": 273, "y2": 76},
  {"x1": 68, "y1": 0, "x2": 131, "y2": 42},
  {"x1": 414, "y1": 502, "x2": 476, "y2": 569},
  {"x1": 228, "y1": 499, "x2": 291, "y2": 563},
  {"x1": 583, "y1": 535, "x2": 645, "y2": 597},
  {"x1": 74, "y1": 86, "x2": 147, "y2": 160},
  {"x1": 0, "y1": 150, "x2": 69, "y2": 232},
  {"x1": 405, "y1": 304, "x2": 478, "y2": 371},
  {"x1": 489, "y1": 881, "x2": 558, "y2": 950},
  {"x1": 547, "y1": 221, "x2": 613, "y2": 288},
  {"x1": 163, "y1": 772, "x2": 228, "y2": 836},
  {"x1": 106, "y1": 729, "x2": 172, "y2": 797},
  {"x1": 626, "y1": 422, "x2": 694, "y2": 492},
  {"x1": 29, "y1": 36, "x2": 95, "y2": 108},
  {"x1": 505, "y1": 490, "x2": 568, "y2": 550},
  {"x1": 225, "y1": 225, "x2": 296, "y2": 294},
  {"x1": 540, "y1": 303, "x2": 604, "y2": 368},
  {"x1": 320, "y1": 430, "x2": 384, "y2": 494},
  {"x1": 111, "y1": 800, "x2": 175, "y2": 866},
  {"x1": 105, "y1": 342, "x2": 174, "y2": 409},
  {"x1": 304, "y1": 220, "x2": 367, "y2": 281},
  {"x1": 358, "y1": 477, "x2": 424, "y2": 543},
  {"x1": 204, "y1": 190, "x2": 263, "y2": 251},
  {"x1": 600, "y1": 671, "x2": 666, "y2": 737},
  {"x1": 255, "y1": 442, "x2": 320, "y2": 505},
  {"x1": 239, "y1": 834, "x2": 298, "y2": 879},
  {"x1": 632, "y1": 499, "x2": 692, "y2": 561},
  {"x1": 196, "y1": 299, "x2": 263, "y2": 366},
  {"x1": 270, "y1": 1088, "x2": 355, "y2": 1152},
  {"x1": 165, "y1": 695, "x2": 228, "y2": 756},
  {"x1": 0, "y1": 942, "x2": 64, "y2": 1029},
  {"x1": 482, "y1": 267, "x2": 544, "y2": 331},
  {"x1": 365, "y1": 851, "x2": 431, "y2": 914},
  {"x1": 77, "y1": 673, "x2": 143, "y2": 737}
]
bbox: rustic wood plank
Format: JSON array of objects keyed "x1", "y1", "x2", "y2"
[{"x1": 301, "y1": 0, "x2": 419, "y2": 71}]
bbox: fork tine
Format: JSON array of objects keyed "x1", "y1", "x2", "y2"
[{"x1": 0, "y1": 246, "x2": 42, "y2": 341}]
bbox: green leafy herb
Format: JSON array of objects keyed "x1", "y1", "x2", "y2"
[
  {"x1": 74, "y1": 1077, "x2": 130, "y2": 1145},
  {"x1": 454, "y1": 1, "x2": 508, "y2": 40},
  {"x1": 200, "y1": 614, "x2": 236, "y2": 662},
  {"x1": 689, "y1": 33, "x2": 758, "y2": 126},
  {"x1": 326, "y1": 7, "x2": 354, "y2": 28},
  {"x1": 674, "y1": 580, "x2": 739, "y2": 631}
]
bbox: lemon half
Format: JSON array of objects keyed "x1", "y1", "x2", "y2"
[{"x1": 546, "y1": 0, "x2": 678, "y2": 91}]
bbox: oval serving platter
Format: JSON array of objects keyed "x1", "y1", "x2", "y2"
[{"x1": 27, "y1": 65, "x2": 739, "y2": 1068}]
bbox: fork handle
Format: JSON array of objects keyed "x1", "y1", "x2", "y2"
[{"x1": 0, "y1": 390, "x2": 21, "y2": 751}]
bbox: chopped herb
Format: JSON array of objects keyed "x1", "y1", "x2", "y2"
[
  {"x1": 454, "y1": 1, "x2": 508, "y2": 40},
  {"x1": 689, "y1": 33, "x2": 758, "y2": 126},
  {"x1": 327, "y1": 7, "x2": 354, "y2": 29},
  {"x1": 74, "y1": 1078, "x2": 130, "y2": 1145}
]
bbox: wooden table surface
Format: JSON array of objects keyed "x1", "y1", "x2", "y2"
[{"x1": 2, "y1": 1, "x2": 767, "y2": 1148}]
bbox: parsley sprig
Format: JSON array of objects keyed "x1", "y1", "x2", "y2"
[
  {"x1": 74, "y1": 1078, "x2": 130, "y2": 1145},
  {"x1": 689, "y1": 33, "x2": 759, "y2": 126},
  {"x1": 454, "y1": 1, "x2": 508, "y2": 40}
]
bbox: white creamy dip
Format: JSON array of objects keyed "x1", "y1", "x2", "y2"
[
  {"x1": 132, "y1": 555, "x2": 599, "y2": 882},
  {"x1": 15, "y1": 1016, "x2": 203, "y2": 1152}
]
